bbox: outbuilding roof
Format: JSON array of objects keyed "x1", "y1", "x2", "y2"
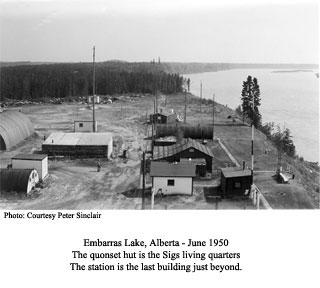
[
  {"x1": 221, "y1": 167, "x2": 252, "y2": 178},
  {"x1": 150, "y1": 162, "x2": 196, "y2": 177},
  {"x1": 151, "y1": 112, "x2": 175, "y2": 117},
  {"x1": 12, "y1": 153, "x2": 48, "y2": 161},
  {"x1": 153, "y1": 138, "x2": 214, "y2": 160},
  {"x1": 0, "y1": 168, "x2": 35, "y2": 193},
  {"x1": 0, "y1": 111, "x2": 34, "y2": 150},
  {"x1": 43, "y1": 132, "x2": 112, "y2": 146}
]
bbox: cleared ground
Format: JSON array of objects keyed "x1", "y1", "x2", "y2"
[{"x1": 0, "y1": 93, "x2": 318, "y2": 209}]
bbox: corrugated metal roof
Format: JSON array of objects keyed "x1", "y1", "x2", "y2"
[
  {"x1": 0, "y1": 169, "x2": 34, "y2": 193},
  {"x1": 153, "y1": 138, "x2": 214, "y2": 160},
  {"x1": 43, "y1": 132, "x2": 112, "y2": 146},
  {"x1": 0, "y1": 111, "x2": 34, "y2": 150},
  {"x1": 221, "y1": 167, "x2": 252, "y2": 178},
  {"x1": 150, "y1": 162, "x2": 196, "y2": 177},
  {"x1": 12, "y1": 153, "x2": 47, "y2": 161}
]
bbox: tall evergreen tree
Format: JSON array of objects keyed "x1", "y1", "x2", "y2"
[{"x1": 241, "y1": 75, "x2": 261, "y2": 127}]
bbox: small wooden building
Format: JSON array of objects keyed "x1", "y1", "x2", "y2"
[
  {"x1": 150, "y1": 162, "x2": 196, "y2": 195},
  {"x1": 221, "y1": 167, "x2": 252, "y2": 198},
  {"x1": 0, "y1": 169, "x2": 39, "y2": 194},
  {"x1": 150, "y1": 112, "x2": 177, "y2": 124},
  {"x1": 12, "y1": 153, "x2": 48, "y2": 180},
  {"x1": 153, "y1": 138, "x2": 214, "y2": 175},
  {"x1": 74, "y1": 121, "x2": 98, "y2": 132},
  {"x1": 42, "y1": 132, "x2": 113, "y2": 158}
]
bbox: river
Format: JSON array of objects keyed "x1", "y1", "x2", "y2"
[{"x1": 184, "y1": 69, "x2": 319, "y2": 162}]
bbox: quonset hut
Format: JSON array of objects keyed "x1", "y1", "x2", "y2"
[
  {"x1": 156, "y1": 124, "x2": 213, "y2": 140},
  {"x1": 0, "y1": 169, "x2": 39, "y2": 195},
  {"x1": 0, "y1": 111, "x2": 34, "y2": 150},
  {"x1": 42, "y1": 132, "x2": 113, "y2": 158}
]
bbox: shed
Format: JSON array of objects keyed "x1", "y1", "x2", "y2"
[
  {"x1": 221, "y1": 167, "x2": 252, "y2": 198},
  {"x1": 0, "y1": 111, "x2": 34, "y2": 150},
  {"x1": 0, "y1": 169, "x2": 39, "y2": 194},
  {"x1": 74, "y1": 121, "x2": 98, "y2": 132},
  {"x1": 150, "y1": 162, "x2": 196, "y2": 195},
  {"x1": 42, "y1": 132, "x2": 113, "y2": 158},
  {"x1": 12, "y1": 153, "x2": 48, "y2": 180},
  {"x1": 150, "y1": 112, "x2": 177, "y2": 124},
  {"x1": 153, "y1": 138, "x2": 214, "y2": 174}
]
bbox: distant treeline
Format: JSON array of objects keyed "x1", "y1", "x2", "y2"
[
  {"x1": 161, "y1": 62, "x2": 319, "y2": 74},
  {"x1": 0, "y1": 62, "x2": 185, "y2": 100}
]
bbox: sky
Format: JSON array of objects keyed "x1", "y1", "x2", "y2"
[{"x1": 0, "y1": 0, "x2": 318, "y2": 63}]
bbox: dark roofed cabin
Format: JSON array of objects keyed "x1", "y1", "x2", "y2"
[
  {"x1": 153, "y1": 138, "x2": 214, "y2": 176},
  {"x1": 150, "y1": 112, "x2": 177, "y2": 125},
  {"x1": 221, "y1": 167, "x2": 252, "y2": 198}
]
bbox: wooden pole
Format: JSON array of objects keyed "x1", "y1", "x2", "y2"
[
  {"x1": 151, "y1": 188, "x2": 154, "y2": 209},
  {"x1": 212, "y1": 94, "x2": 215, "y2": 140},
  {"x1": 200, "y1": 81, "x2": 202, "y2": 112},
  {"x1": 92, "y1": 46, "x2": 96, "y2": 132},
  {"x1": 184, "y1": 89, "x2": 187, "y2": 124},
  {"x1": 142, "y1": 151, "x2": 145, "y2": 210},
  {"x1": 251, "y1": 92, "x2": 254, "y2": 189}
]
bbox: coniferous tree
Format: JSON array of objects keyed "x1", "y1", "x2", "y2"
[{"x1": 241, "y1": 75, "x2": 261, "y2": 127}]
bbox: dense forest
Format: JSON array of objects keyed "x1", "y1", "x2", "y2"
[{"x1": 0, "y1": 61, "x2": 186, "y2": 101}]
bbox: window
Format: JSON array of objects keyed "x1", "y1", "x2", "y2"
[
  {"x1": 79, "y1": 123, "x2": 83, "y2": 127},
  {"x1": 167, "y1": 179, "x2": 175, "y2": 186},
  {"x1": 234, "y1": 181, "x2": 242, "y2": 189},
  {"x1": 189, "y1": 148, "x2": 194, "y2": 152}
]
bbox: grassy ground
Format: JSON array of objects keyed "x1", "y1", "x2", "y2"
[{"x1": 0, "y1": 93, "x2": 318, "y2": 209}]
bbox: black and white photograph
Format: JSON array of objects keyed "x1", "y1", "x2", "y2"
[
  {"x1": 0, "y1": 1, "x2": 319, "y2": 287},
  {"x1": 0, "y1": 0, "x2": 318, "y2": 210}
]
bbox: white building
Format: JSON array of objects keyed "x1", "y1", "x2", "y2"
[
  {"x1": 12, "y1": 153, "x2": 48, "y2": 180},
  {"x1": 74, "y1": 121, "x2": 98, "y2": 132},
  {"x1": 150, "y1": 162, "x2": 196, "y2": 195}
]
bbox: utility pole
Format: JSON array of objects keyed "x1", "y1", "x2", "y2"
[
  {"x1": 142, "y1": 151, "x2": 145, "y2": 210},
  {"x1": 92, "y1": 46, "x2": 96, "y2": 132},
  {"x1": 200, "y1": 81, "x2": 202, "y2": 112},
  {"x1": 184, "y1": 88, "x2": 187, "y2": 124},
  {"x1": 251, "y1": 92, "x2": 255, "y2": 194},
  {"x1": 212, "y1": 93, "x2": 215, "y2": 140}
]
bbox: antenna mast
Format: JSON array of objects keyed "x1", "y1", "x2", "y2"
[
  {"x1": 251, "y1": 92, "x2": 254, "y2": 188},
  {"x1": 184, "y1": 88, "x2": 187, "y2": 124},
  {"x1": 212, "y1": 93, "x2": 215, "y2": 140},
  {"x1": 92, "y1": 46, "x2": 96, "y2": 132},
  {"x1": 200, "y1": 81, "x2": 202, "y2": 112}
]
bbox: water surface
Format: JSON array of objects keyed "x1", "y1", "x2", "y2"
[{"x1": 185, "y1": 69, "x2": 319, "y2": 162}]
